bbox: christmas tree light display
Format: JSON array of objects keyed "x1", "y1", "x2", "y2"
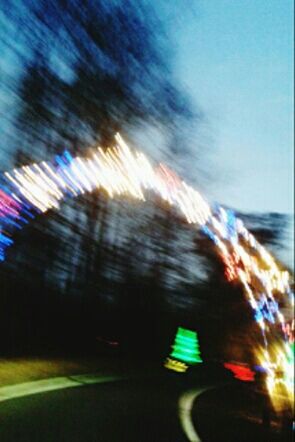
[{"x1": 165, "y1": 327, "x2": 203, "y2": 372}]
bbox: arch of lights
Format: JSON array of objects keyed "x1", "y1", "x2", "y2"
[{"x1": 0, "y1": 134, "x2": 294, "y2": 409}]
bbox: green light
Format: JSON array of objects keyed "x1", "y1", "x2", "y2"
[
  {"x1": 287, "y1": 342, "x2": 294, "y2": 363},
  {"x1": 170, "y1": 327, "x2": 202, "y2": 365}
]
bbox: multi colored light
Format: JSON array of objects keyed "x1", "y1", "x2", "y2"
[{"x1": 0, "y1": 134, "x2": 293, "y2": 408}]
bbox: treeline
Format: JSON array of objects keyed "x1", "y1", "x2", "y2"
[{"x1": 0, "y1": 0, "x2": 204, "y2": 358}]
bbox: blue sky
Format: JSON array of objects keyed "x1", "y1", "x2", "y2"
[{"x1": 159, "y1": 0, "x2": 293, "y2": 216}]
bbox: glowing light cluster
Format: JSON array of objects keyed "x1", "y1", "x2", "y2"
[
  {"x1": 203, "y1": 207, "x2": 294, "y2": 408},
  {"x1": 0, "y1": 134, "x2": 211, "y2": 260},
  {"x1": 0, "y1": 134, "x2": 293, "y2": 407},
  {"x1": 224, "y1": 362, "x2": 255, "y2": 382},
  {"x1": 164, "y1": 357, "x2": 188, "y2": 373},
  {"x1": 165, "y1": 326, "x2": 202, "y2": 373},
  {"x1": 256, "y1": 342, "x2": 294, "y2": 411}
]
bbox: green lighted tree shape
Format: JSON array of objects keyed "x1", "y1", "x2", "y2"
[{"x1": 170, "y1": 327, "x2": 202, "y2": 364}]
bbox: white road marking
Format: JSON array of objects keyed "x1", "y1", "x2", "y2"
[
  {"x1": 0, "y1": 374, "x2": 122, "y2": 403},
  {"x1": 178, "y1": 387, "x2": 210, "y2": 442}
]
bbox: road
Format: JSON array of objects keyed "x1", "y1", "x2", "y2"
[
  {"x1": 0, "y1": 374, "x2": 200, "y2": 442},
  {"x1": 1, "y1": 367, "x2": 286, "y2": 442}
]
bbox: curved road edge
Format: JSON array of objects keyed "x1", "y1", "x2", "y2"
[{"x1": 178, "y1": 385, "x2": 224, "y2": 442}]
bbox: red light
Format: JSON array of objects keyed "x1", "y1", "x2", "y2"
[{"x1": 224, "y1": 362, "x2": 255, "y2": 382}]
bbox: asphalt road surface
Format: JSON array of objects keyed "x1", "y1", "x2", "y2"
[
  {"x1": 0, "y1": 375, "x2": 194, "y2": 442},
  {"x1": 2, "y1": 369, "x2": 287, "y2": 442}
]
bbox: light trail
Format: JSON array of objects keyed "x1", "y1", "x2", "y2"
[
  {"x1": 0, "y1": 133, "x2": 293, "y2": 409},
  {"x1": 0, "y1": 374, "x2": 124, "y2": 403},
  {"x1": 178, "y1": 387, "x2": 210, "y2": 442}
]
